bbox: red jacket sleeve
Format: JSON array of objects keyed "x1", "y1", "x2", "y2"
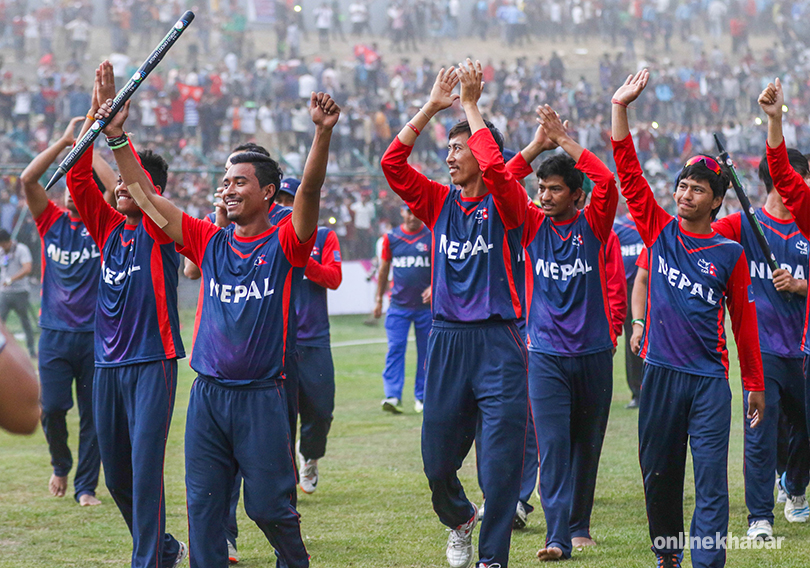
[
  {"x1": 176, "y1": 212, "x2": 220, "y2": 267},
  {"x1": 726, "y1": 251, "x2": 764, "y2": 391},
  {"x1": 767, "y1": 139, "x2": 810, "y2": 238},
  {"x1": 606, "y1": 230, "x2": 628, "y2": 337},
  {"x1": 123, "y1": 140, "x2": 174, "y2": 245},
  {"x1": 34, "y1": 200, "x2": 63, "y2": 237},
  {"x1": 712, "y1": 212, "x2": 743, "y2": 243},
  {"x1": 636, "y1": 247, "x2": 649, "y2": 270},
  {"x1": 278, "y1": 217, "x2": 317, "y2": 268},
  {"x1": 521, "y1": 203, "x2": 545, "y2": 247},
  {"x1": 65, "y1": 145, "x2": 124, "y2": 248},
  {"x1": 467, "y1": 129, "x2": 528, "y2": 230},
  {"x1": 505, "y1": 151, "x2": 535, "y2": 181},
  {"x1": 380, "y1": 233, "x2": 392, "y2": 262},
  {"x1": 381, "y1": 137, "x2": 449, "y2": 229},
  {"x1": 611, "y1": 134, "x2": 673, "y2": 246},
  {"x1": 305, "y1": 230, "x2": 342, "y2": 290},
  {"x1": 581, "y1": 149, "x2": 620, "y2": 244}
]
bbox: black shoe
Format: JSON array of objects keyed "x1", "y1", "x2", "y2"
[
  {"x1": 625, "y1": 397, "x2": 639, "y2": 409},
  {"x1": 655, "y1": 550, "x2": 682, "y2": 568}
]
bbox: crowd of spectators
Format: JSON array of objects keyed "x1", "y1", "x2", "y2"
[{"x1": 2, "y1": 0, "x2": 810, "y2": 266}]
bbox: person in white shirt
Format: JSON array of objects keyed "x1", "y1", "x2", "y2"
[
  {"x1": 314, "y1": 3, "x2": 333, "y2": 49},
  {"x1": 0, "y1": 230, "x2": 35, "y2": 358}
]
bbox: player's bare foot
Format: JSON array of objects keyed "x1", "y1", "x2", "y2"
[
  {"x1": 78, "y1": 494, "x2": 101, "y2": 506},
  {"x1": 49, "y1": 474, "x2": 67, "y2": 497},
  {"x1": 572, "y1": 536, "x2": 596, "y2": 548},
  {"x1": 536, "y1": 546, "x2": 564, "y2": 561}
]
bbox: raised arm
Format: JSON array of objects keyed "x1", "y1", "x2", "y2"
[
  {"x1": 381, "y1": 68, "x2": 455, "y2": 227},
  {"x1": 457, "y1": 59, "x2": 527, "y2": 229},
  {"x1": 20, "y1": 116, "x2": 84, "y2": 219},
  {"x1": 610, "y1": 70, "x2": 671, "y2": 245},
  {"x1": 540, "y1": 104, "x2": 618, "y2": 242},
  {"x1": 97, "y1": 97, "x2": 184, "y2": 244},
  {"x1": 292, "y1": 93, "x2": 340, "y2": 243},
  {"x1": 760, "y1": 80, "x2": 810, "y2": 237},
  {"x1": 505, "y1": 106, "x2": 565, "y2": 180},
  {"x1": 92, "y1": 149, "x2": 120, "y2": 208}
]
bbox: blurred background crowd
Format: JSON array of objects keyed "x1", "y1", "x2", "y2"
[{"x1": 2, "y1": 0, "x2": 810, "y2": 267}]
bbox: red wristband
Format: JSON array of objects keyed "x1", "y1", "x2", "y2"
[
  {"x1": 406, "y1": 122, "x2": 420, "y2": 136},
  {"x1": 611, "y1": 98, "x2": 629, "y2": 108}
]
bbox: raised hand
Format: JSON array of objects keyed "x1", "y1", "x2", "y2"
[
  {"x1": 95, "y1": 61, "x2": 117, "y2": 110},
  {"x1": 537, "y1": 105, "x2": 570, "y2": 146},
  {"x1": 426, "y1": 67, "x2": 460, "y2": 114},
  {"x1": 59, "y1": 116, "x2": 85, "y2": 147},
  {"x1": 758, "y1": 78, "x2": 784, "y2": 119},
  {"x1": 95, "y1": 98, "x2": 130, "y2": 137},
  {"x1": 456, "y1": 59, "x2": 484, "y2": 107},
  {"x1": 309, "y1": 92, "x2": 341, "y2": 129},
  {"x1": 612, "y1": 69, "x2": 649, "y2": 107}
]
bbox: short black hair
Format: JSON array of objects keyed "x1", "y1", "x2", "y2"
[
  {"x1": 675, "y1": 155, "x2": 729, "y2": 219},
  {"x1": 231, "y1": 142, "x2": 270, "y2": 157},
  {"x1": 758, "y1": 149, "x2": 809, "y2": 193},
  {"x1": 0, "y1": 229, "x2": 9, "y2": 243},
  {"x1": 536, "y1": 154, "x2": 583, "y2": 194},
  {"x1": 228, "y1": 152, "x2": 283, "y2": 196},
  {"x1": 138, "y1": 150, "x2": 169, "y2": 193},
  {"x1": 447, "y1": 119, "x2": 505, "y2": 156}
]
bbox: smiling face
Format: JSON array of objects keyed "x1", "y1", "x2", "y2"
[
  {"x1": 446, "y1": 133, "x2": 481, "y2": 187},
  {"x1": 221, "y1": 163, "x2": 273, "y2": 224},
  {"x1": 674, "y1": 176, "x2": 722, "y2": 222},
  {"x1": 114, "y1": 175, "x2": 143, "y2": 218},
  {"x1": 537, "y1": 174, "x2": 582, "y2": 222}
]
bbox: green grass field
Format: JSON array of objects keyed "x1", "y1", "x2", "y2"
[{"x1": 1, "y1": 312, "x2": 808, "y2": 567}]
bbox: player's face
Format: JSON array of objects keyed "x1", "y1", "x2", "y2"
[
  {"x1": 221, "y1": 163, "x2": 272, "y2": 223},
  {"x1": 114, "y1": 175, "x2": 142, "y2": 217},
  {"x1": 537, "y1": 175, "x2": 581, "y2": 221},
  {"x1": 276, "y1": 192, "x2": 295, "y2": 207},
  {"x1": 446, "y1": 134, "x2": 480, "y2": 187},
  {"x1": 401, "y1": 207, "x2": 423, "y2": 232},
  {"x1": 674, "y1": 177, "x2": 721, "y2": 221}
]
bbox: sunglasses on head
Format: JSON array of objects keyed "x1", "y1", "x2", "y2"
[{"x1": 684, "y1": 155, "x2": 722, "y2": 176}]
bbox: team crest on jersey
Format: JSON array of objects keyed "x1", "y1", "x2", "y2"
[
  {"x1": 698, "y1": 259, "x2": 717, "y2": 277},
  {"x1": 415, "y1": 242, "x2": 428, "y2": 252},
  {"x1": 310, "y1": 246, "x2": 320, "y2": 258},
  {"x1": 475, "y1": 208, "x2": 489, "y2": 224},
  {"x1": 254, "y1": 255, "x2": 267, "y2": 266},
  {"x1": 81, "y1": 228, "x2": 90, "y2": 237},
  {"x1": 797, "y1": 241, "x2": 809, "y2": 256},
  {"x1": 572, "y1": 234, "x2": 584, "y2": 247}
]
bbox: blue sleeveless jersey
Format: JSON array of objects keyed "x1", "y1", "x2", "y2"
[
  {"x1": 613, "y1": 214, "x2": 644, "y2": 282},
  {"x1": 642, "y1": 220, "x2": 745, "y2": 377},
  {"x1": 296, "y1": 227, "x2": 342, "y2": 347},
  {"x1": 715, "y1": 210, "x2": 808, "y2": 358},
  {"x1": 381, "y1": 224, "x2": 432, "y2": 309},
  {"x1": 178, "y1": 214, "x2": 315, "y2": 385},
  {"x1": 35, "y1": 201, "x2": 101, "y2": 332},
  {"x1": 524, "y1": 208, "x2": 614, "y2": 355}
]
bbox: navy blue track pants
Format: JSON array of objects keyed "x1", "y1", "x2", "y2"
[
  {"x1": 186, "y1": 376, "x2": 308, "y2": 568},
  {"x1": 225, "y1": 353, "x2": 299, "y2": 549},
  {"x1": 639, "y1": 364, "x2": 731, "y2": 568},
  {"x1": 744, "y1": 354, "x2": 809, "y2": 523},
  {"x1": 93, "y1": 359, "x2": 181, "y2": 568},
  {"x1": 421, "y1": 320, "x2": 528, "y2": 568},
  {"x1": 39, "y1": 329, "x2": 100, "y2": 501},
  {"x1": 297, "y1": 345, "x2": 335, "y2": 461},
  {"x1": 529, "y1": 349, "x2": 613, "y2": 558}
]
